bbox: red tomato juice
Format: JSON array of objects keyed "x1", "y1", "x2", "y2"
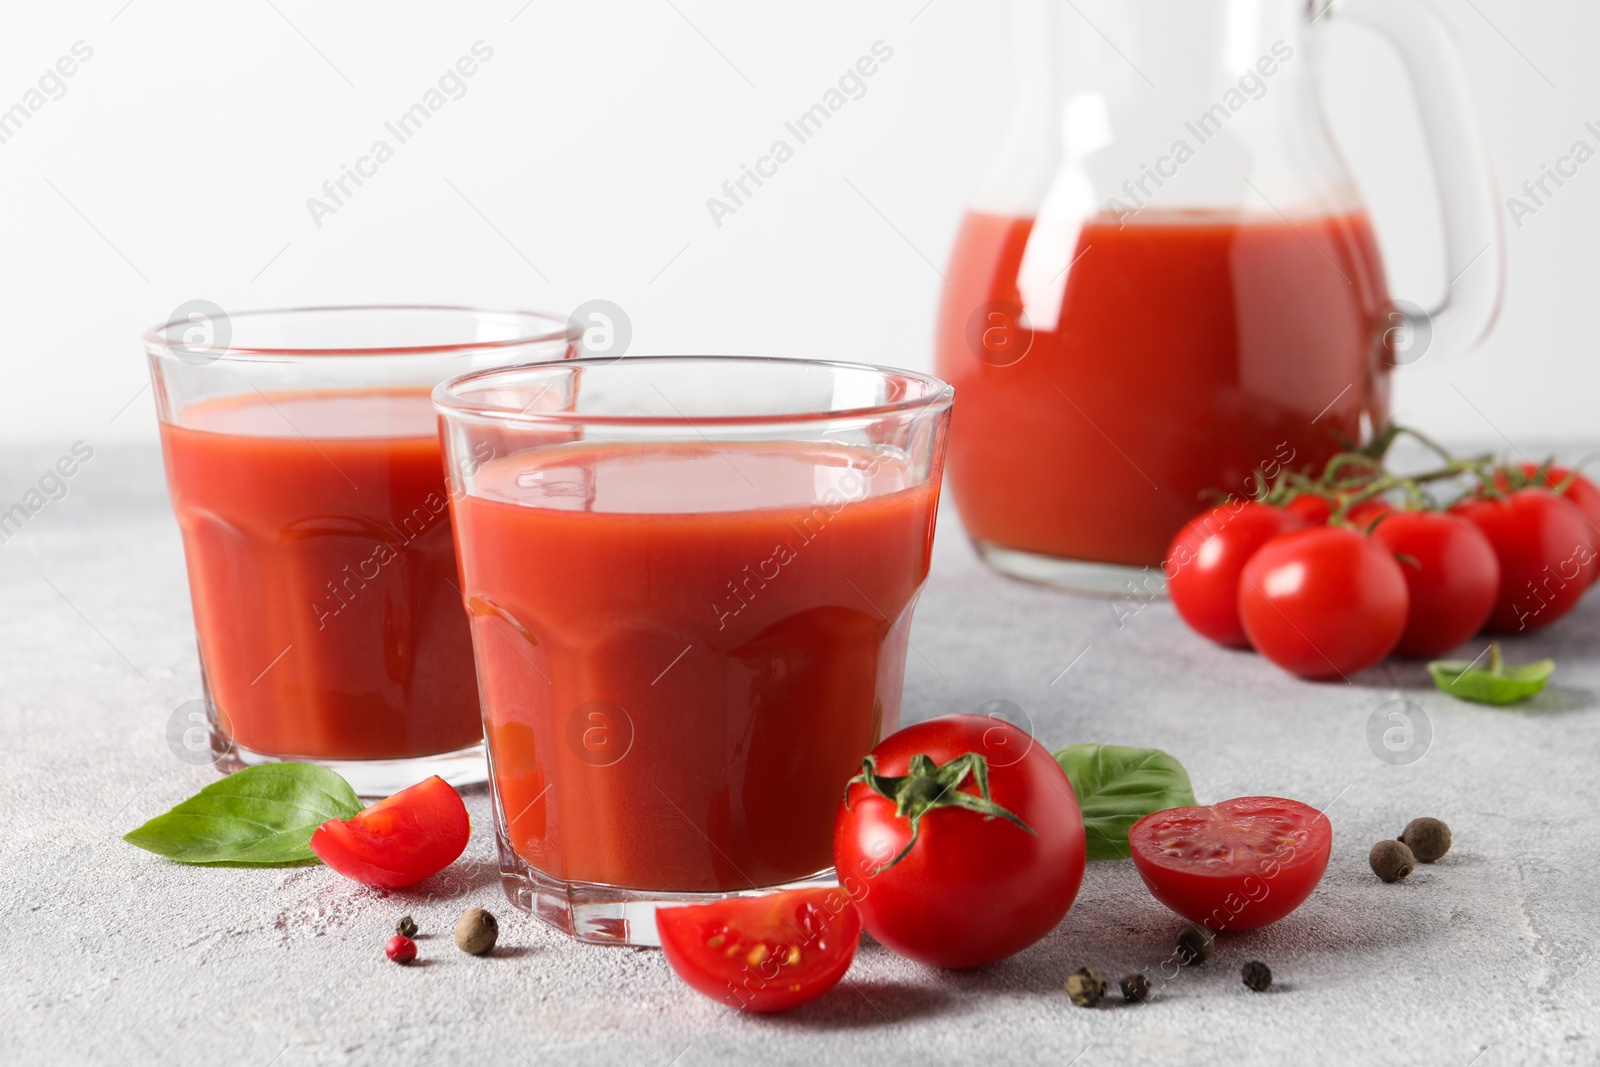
[
  {"x1": 453, "y1": 441, "x2": 938, "y2": 892},
  {"x1": 159, "y1": 389, "x2": 481, "y2": 760},
  {"x1": 936, "y1": 210, "x2": 1391, "y2": 567}
]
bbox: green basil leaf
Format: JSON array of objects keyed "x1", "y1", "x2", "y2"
[
  {"x1": 1053, "y1": 744, "x2": 1197, "y2": 860},
  {"x1": 123, "y1": 763, "x2": 363, "y2": 866},
  {"x1": 1429, "y1": 656, "x2": 1554, "y2": 705}
]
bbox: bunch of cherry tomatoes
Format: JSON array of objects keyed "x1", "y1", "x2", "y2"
[{"x1": 1166, "y1": 431, "x2": 1600, "y2": 679}]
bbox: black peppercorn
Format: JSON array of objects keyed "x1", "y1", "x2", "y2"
[
  {"x1": 1370, "y1": 839, "x2": 1415, "y2": 883},
  {"x1": 1399, "y1": 817, "x2": 1452, "y2": 863},
  {"x1": 1065, "y1": 966, "x2": 1108, "y2": 1008},
  {"x1": 395, "y1": 915, "x2": 419, "y2": 939},
  {"x1": 455, "y1": 908, "x2": 499, "y2": 955},
  {"x1": 1241, "y1": 960, "x2": 1272, "y2": 992},
  {"x1": 1120, "y1": 973, "x2": 1152, "y2": 1003},
  {"x1": 1176, "y1": 923, "x2": 1214, "y2": 966}
]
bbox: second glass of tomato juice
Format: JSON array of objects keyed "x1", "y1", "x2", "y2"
[
  {"x1": 147, "y1": 307, "x2": 579, "y2": 795},
  {"x1": 435, "y1": 356, "x2": 952, "y2": 944}
]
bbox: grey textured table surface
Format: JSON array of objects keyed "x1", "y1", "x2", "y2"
[{"x1": 4, "y1": 444, "x2": 1597, "y2": 1067}]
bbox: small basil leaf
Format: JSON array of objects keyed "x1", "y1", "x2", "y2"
[
  {"x1": 1053, "y1": 744, "x2": 1197, "y2": 860},
  {"x1": 1429, "y1": 657, "x2": 1554, "y2": 705},
  {"x1": 124, "y1": 763, "x2": 363, "y2": 866}
]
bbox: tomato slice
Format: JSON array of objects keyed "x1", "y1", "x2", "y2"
[
  {"x1": 309, "y1": 775, "x2": 471, "y2": 889},
  {"x1": 1129, "y1": 797, "x2": 1331, "y2": 932},
  {"x1": 657, "y1": 888, "x2": 861, "y2": 1012}
]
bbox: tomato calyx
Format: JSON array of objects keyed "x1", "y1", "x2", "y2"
[{"x1": 846, "y1": 751, "x2": 1035, "y2": 873}]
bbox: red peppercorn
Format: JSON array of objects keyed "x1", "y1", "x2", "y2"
[{"x1": 386, "y1": 935, "x2": 417, "y2": 964}]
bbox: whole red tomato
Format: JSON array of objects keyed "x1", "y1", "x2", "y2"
[
  {"x1": 1451, "y1": 488, "x2": 1595, "y2": 632},
  {"x1": 1346, "y1": 498, "x2": 1396, "y2": 529},
  {"x1": 1370, "y1": 510, "x2": 1500, "y2": 658},
  {"x1": 1129, "y1": 797, "x2": 1332, "y2": 931},
  {"x1": 1237, "y1": 527, "x2": 1409, "y2": 679},
  {"x1": 833, "y1": 715, "x2": 1085, "y2": 969},
  {"x1": 1166, "y1": 503, "x2": 1305, "y2": 648},
  {"x1": 1284, "y1": 494, "x2": 1334, "y2": 526},
  {"x1": 1502, "y1": 465, "x2": 1600, "y2": 588}
]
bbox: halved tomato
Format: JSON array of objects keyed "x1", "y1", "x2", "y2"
[
  {"x1": 657, "y1": 887, "x2": 861, "y2": 1012},
  {"x1": 309, "y1": 775, "x2": 470, "y2": 888},
  {"x1": 1128, "y1": 797, "x2": 1331, "y2": 932}
]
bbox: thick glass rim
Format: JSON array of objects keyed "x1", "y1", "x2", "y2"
[
  {"x1": 432, "y1": 355, "x2": 955, "y2": 428},
  {"x1": 142, "y1": 304, "x2": 578, "y2": 361}
]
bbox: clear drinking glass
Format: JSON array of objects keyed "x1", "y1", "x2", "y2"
[
  {"x1": 936, "y1": 0, "x2": 1504, "y2": 593},
  {"x1": 434, "y1": 356, "x2": 953, "y2": 944},
  {"x1": 146, "y1": 306, "x2": 579, "y2": 795}
]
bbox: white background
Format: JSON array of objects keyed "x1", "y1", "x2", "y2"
[{"x1": 0, "y1": 0, "x2": 1594, "y2": 448}]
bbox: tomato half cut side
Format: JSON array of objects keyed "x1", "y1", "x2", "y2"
[
  {"x1": 1129, "y1": 797, "x2": 1332, "y2": 932},
  {"x1": 657, "y1": 887, "x2": 861, "y2": 1012},
  {"x1": 309, "y1": 775, "x2": 471, "y2": 889}
]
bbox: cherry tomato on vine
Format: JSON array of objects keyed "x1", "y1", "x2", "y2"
[
  {"x1": 1237, "y1": 527, "x2": 1409, "y2": 679},
  {"x1": 833, "y1": 715, "x2": 1085, "y2": 969},
  {"x1": 1451, "y1": 488, "x2": 1596, "y2": 632},
  {"x1": 657, "y1": 888, "x2": 861, "y2": 1012},
  {"x1": 1284, "y1": 495, "x2": 1334, "y2": 526},
  {"x1": 1129, "y1": 797, "x2": 1332, "y2": 931},
  {"x1": 1497, "y1": 465, "x2": 1600, "y2": 588},
  {"x1": 309, "y1": 775, "x2": 470, "y2": 888},
  {"x1": 1166, "y1": 504, "x2": 1306, "y2": 648},
  {"x1": 1345, "y1": 498, "x2": 1396, "y2": 530},
  {"x1": 1370, "y1": 510, "x2": 1500, "y2": 658}
]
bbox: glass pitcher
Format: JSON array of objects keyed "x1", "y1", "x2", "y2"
[{"x1": 935, "y1": 0, "x2": 1504, "y2": 592}]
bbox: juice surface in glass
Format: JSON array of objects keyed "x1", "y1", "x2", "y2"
[
  {"x1": 936, "y1": 209, "x2": 1391, "y2": 568},
  {"x1": 454, "y1": 440, "x2": 937, "y2": 892},
  {"x1": 159, "y1": 388, "x2": 480, "y2": 760}
]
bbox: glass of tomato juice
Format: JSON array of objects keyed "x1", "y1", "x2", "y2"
[
  {"x1": 146, "y1": 306, "x2": 579, "y2": 795},
  {"x1": 434, "y1": 356, "x2": 953, "y2": 944}
]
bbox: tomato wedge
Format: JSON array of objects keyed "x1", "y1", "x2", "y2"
[
  {"x1": 1129, "y1": 797, "x2": 1331, "y2": 932},
  {"x1": 657, "y1": 888, "x2": 861, "y2": 1012},
  {"x1": 309, "y1": 775, "x2": 470, "y2": 888}
]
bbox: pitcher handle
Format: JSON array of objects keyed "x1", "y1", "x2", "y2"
[{"x1": 1326, "y1": 0, "x2": 1505, "y2": 361}]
